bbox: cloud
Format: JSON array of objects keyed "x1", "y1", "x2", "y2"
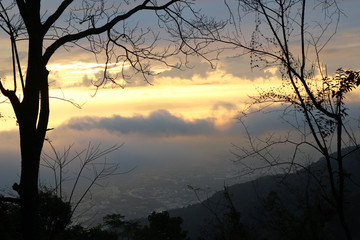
[
  {"x1": 212, "y1": 101, "x2": 237, "y2": 112},
  {"x1": 158, "y1": 61, "x2": 213, "y2": 80},
  {"x1": 228, "y1": 105, "x2": 306, "y2": 137},
  {"x1": 47, "y1": 61, "x2": 160, "y2": 89},
  {"x1": 218, "y1": 56, "x2": 281, "y2": 81},
  {"x1": 81, "y1": 74, "x2": 97, "y2": 87},
  {"x1": 65, "y1": 109, "x2": 217, "y2": 137}
]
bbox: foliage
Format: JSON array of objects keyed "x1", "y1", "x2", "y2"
[
  {"x1": 220, "y1": 187, "x2": 256, "y2": 240},
  {"x1": 138, "y1": 211, "x2": 190, "y2": 240},
  {"x1": 0, "y1": 194, "x2": 190, "y2": 240},
  {"x1": 0, "y1": 197, "x2": 21, "y2": 240},
  {"x1": 260, "y1": 191, "x2": 335, "y2": 240},
  {"x1": 55, "y1": 224, "x2": 118, "y2": 240},
  {"x1": 38, "y1": 189, "x2": 72, "y2": 240},
  {"x1": 0, "y1": 189, "x2": 72, "y2": 240},
  {"x1": 101, "y1": 211, "x2": 190, "y2": 240},
  {"x1": 103, "y1": 213, "x2": 126, "y2": 230},
  {"x1": 190, "y1": 185, "x2": 256, "y2": 240}
]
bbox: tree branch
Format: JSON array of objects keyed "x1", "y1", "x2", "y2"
[
  {"x1": 42, "y1": 0, "x2": 74, "y2": 34},
  {"x1": 43, "y1": 0, "x2": 180, "y2": 64},
  {"x1": 0, "y1": 80, "x2": 21, "y2": 117}
]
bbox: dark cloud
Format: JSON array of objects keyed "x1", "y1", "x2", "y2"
[{"x1": 66, "y1": 109, "x2": 217, "y2": 137}]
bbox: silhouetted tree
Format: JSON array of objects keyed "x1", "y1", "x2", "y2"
[
  {"x1": 56, "y1": 224, "x2": 117, "y2": 240},
  {"x1": 0, "y1": 188, "x2": 73, "y2": 240},
  {"x1": 189, "y1": 185, "x2": 256, "y2": 240},
  {"x1": 41, "y1": 141, "x2": 122, "y2": 226},
  {"x1": 103, "y1": 213, "x2": 126, "y2": 231},
  {"x1": 260, "y1": 191, "x2": 335, "y2": 240},
  {"x1": 234, "y1": 68, "x2": 360, "y2": 239},
  {"x1": 102, "y1": 213, "x2": 141, "y2": 240},
  {"x1": 0, "y1": 1, "x2": 221, "y2": 239},
  {"x1": 192, "y1": 1, "x2": 359, "y2": 239},
  {"x1": 0, "y1": 195, "x2": 21, "y2": 240},
  {"x1": 99, "y1": 211, "x2": 189, "y2": 240},
  {"x1": 38, "y1": 188, "x2": 72, "y2": 240},
  {"x1": 138, "y1": 211, "x2": 189, "y2": 240}
]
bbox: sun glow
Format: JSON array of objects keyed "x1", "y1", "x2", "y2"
[
  {"x1": 10, "y1": 59, "x2": 358, "y2": 134},
  {"x1": 47, "y1": 61, "x2": 132, "y2": 88},
  {"x1": 47, "y1": 62, "x2": 131, "y2": 72},
  {"x1": 0, "y1": 60, "x2": 283, "y2": 133},
  {"x1": 9, "y1": 57, "x2": 359, "y2": 136}
]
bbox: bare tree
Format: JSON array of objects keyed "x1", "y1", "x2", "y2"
[
  {"x1": 193, "y1": 0, "x2": 359, "y2": 239},
  {"x1": 40, "y1": 141, "x2": 124, "y2": 239},
  {"x1": 0, "y1": 0, "x2": 222, "y2": 239},
  {"x1": 41, "y1": 141, "x2": 123, "y2": 220}
]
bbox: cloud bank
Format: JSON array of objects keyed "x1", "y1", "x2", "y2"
[{"x1": 66, "y1": 109, "x2": 217, "y2": 137}]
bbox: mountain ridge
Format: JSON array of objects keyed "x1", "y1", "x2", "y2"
[{"x1": 167, "y1": 147, "x2": 360, "y2": 239}]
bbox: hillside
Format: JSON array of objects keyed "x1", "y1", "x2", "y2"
[{"x1": 168, "y1": 147, "x2": 360, "y2": 240}]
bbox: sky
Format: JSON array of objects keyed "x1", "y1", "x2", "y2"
[{"x1": 0, "y1": 0, "x2": 360, "y2": 220}]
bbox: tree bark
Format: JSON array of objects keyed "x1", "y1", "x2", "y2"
[
  {"x1": 13, "y1": 29, "x2": 49, "y2": 238},
  {"x1": 15, "y1": 68, "x2": 49, "y2": 239}
]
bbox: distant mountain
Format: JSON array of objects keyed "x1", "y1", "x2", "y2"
[{"x1": 168, "y1": 147, "x2": 360, "y2": 240}]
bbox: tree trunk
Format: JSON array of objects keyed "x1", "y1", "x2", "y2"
[
  {"x1": 13, "y1": 60, "x2": 49, "y2": 240},
  {"x1": 8, "y1": 3, "x2": 50, "y2": 237},
  {"x1": 17, "y1": 135, "x2": 42, "y2": 240}
]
